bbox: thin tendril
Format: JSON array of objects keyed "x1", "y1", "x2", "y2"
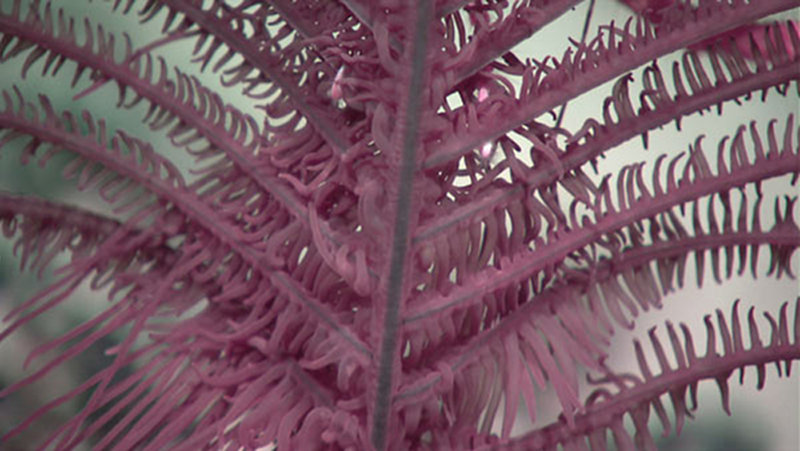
[{"x1": 554, "y1": 0, "x2": 595, "y2": 129}]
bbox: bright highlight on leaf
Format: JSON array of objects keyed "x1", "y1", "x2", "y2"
[{"x1": 331, "y1": 66, "x2": 346, "y2": 102}]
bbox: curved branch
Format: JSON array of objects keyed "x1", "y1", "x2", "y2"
[
  {"x1": 414, "y1": 38, "x2": 800, "y2": 245},
  {"x1": 502, "y1": 297, "x2": 800, "y2": 450},
  {"x1": 397, "y1": 195, "x2": 800, "y2": 416},
  {"x1": 0, "y1": 93, "x2": 370, "y2": 359},
  {"x1": 448, "y1": 0, "x2": 581, "y2": 85},
  {"x1": 406, "y1": 115, "x2": 800, "y2": 322},
  {"x1": 162, "y1": 0, "x2": 349, "y2": 151},
  {"x1": 424, "y1": 0, "x2": 796, "y2": 169}
]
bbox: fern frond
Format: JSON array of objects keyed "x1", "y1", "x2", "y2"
[
  {"x1": 393, "y1": 115, "x2": 799, "y2": 439},
  {"x1": 414, "y1": 23, "x2": 800, "y2": 250},
  {"x1": 1, "y1": 0, "x2": 797, "y2": 448},
  {"x1": 110, "y1": 0, "x2": 356, "y2": 151},
  {"x1": 395, "y1": 188, "x2": 799, "y2": 417},
  {"x1": 408, "y1": 114, "x2": 799, "y2": 323},
  {"x1": 446, "y1": 0, "x2": 580, "y2": 84},
  {"x1": 0, "y1": 195, "x2": 371, "y2": 449},
  {"x1": 425, "y1": 0, "x2": 797, "y2": 168},
  {"x1": 502, "y1": 297, "x2": 800, "y2": 450},
  {"x1": 0, "y1": 89, "x2": 372, "y2": 394},
  {"x1": 0, "y1": 2, "x2": 317, "y2": 218},
  {"x1": 0, "y1": 192, "x2": 126, "y2": 276}
]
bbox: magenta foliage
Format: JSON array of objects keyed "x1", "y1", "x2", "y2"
[{"x1": 0, "y1": 0, "x2": 799, "y2": 450}]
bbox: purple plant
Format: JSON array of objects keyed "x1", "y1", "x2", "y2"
[{"x1": 0, "y1": 0, "x2": 798, "y2": 449}]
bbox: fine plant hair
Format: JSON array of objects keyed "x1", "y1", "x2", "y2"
[{"x1": 0, "y1": 0, "x2": 799, "y2": 450}]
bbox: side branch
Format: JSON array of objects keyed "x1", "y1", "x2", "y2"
[
  {"x1": 163, "y1": 0, "x2": 349, "y2": 151},
  {"x1": 425, "y1": 0, "x2": 796, "y2": 169},
  {"x1": 504, "y1": 298, "x2": 800, "y2": 450}
]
